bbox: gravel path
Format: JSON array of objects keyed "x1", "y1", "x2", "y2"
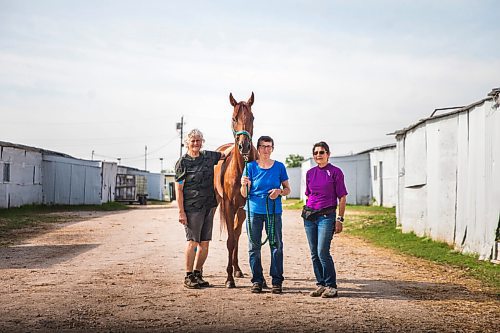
[{"x1": 0, "y1": 205, "x2": 498, "y2": 332}]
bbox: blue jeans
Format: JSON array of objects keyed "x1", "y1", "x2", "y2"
[
  {"x1": 303, "y1": 213, "x2": 337, "y2": 288},
  {"x1": 247, "y1": 213, "x2": 284, "y2": 286}
]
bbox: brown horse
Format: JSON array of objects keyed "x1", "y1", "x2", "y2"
[{"x1": 214, "y1": 92, "x2": 258, "y2": 288}]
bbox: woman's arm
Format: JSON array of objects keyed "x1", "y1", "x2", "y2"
[
  {"x1": 335, "y1": 195, "x2": 347, "y2": 234},
  {"x1": 269, "y1": 179, "x2": 291, "y2": 200},
  {"x1": 175, "y1": 181, "x2": 187, "y2": 225},
  {"x1": 220, "y1": 145, "x2": 234, "y2": 160},
  {"x1": 240, "y1": 176, "x2": 251, "y2": 198}
]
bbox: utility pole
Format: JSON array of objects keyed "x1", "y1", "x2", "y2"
[
  {"x1": 117, "y1": 158, "x2": 121, "y2": 165},
  {"x1": 145, "y1": 145, "x2": 147, "y2": 171},
  {"x1": 91, "y1": 150, "x2": 94, "y2": 160},
  {"x1": 159, "y1": 158, "x2": 164, "y2": 172},
  {"x1": 176, "y1": 116, "x2": 184, "y2": 158}
]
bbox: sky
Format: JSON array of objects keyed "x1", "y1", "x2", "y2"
[{"x1": 1, "y1": 0, "x2": 499, "y2": 172}]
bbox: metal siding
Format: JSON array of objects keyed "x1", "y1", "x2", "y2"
[
  {"x1": 455, "y1": 112, "x2": 469, "y2": 251},
  {"x1": 396, "y1": 139, "x2": 405, "y2": 226},
  {"x1": 55, "y1": 162, "x2": 72, "y2": 204},
  {"x1": 401, "y1": 186, "x2": 427, "y2": 237},
  {"x1": 300, "y1": 159, "x2": 314, "y2": 203},
  {"x1": 84, "y1": 166, "x2": 102, "y2": 205},
  {"x1": 146, "y1": 173, "x2": 162, "y2": 201},
  {"x1": 42, "y1": 161, "x2": 56, "y2": 204},
  {"x1": 487, "y1": 102, "x2": 500, "y2": 260},
  {"x1": 369, "y1": 147, "x2": 398, "y2": 207},
  {"x1": 0, "y1": 146, "x2": 43, "y2": 208},
  {"x1": 0, "y1": 184, "x2": 7, "y2": 208},
  {"x1": 70, "y1": 164, "x2": 86, "y2": 205},
  {"x1": 285, "y1": 167, "x2": 301, "y2": 199},
  {"x1": 101, "y1": 162, "x2": 117, "y2": 203},
  {"x1": 404, "y1": 126, "x2": 427, "y2": 187},
  {"x1": 332, "y1": 154, "x2": 369, "y2": 205},
  {"x1": 426, "y1": 117, "x2": 458, "y2": 244}
]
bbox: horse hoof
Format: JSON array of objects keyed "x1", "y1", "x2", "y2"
[
  {"x1": 234, "y1": 271, "x2": 244, "y2": 278},
  {"x1": 225, "y1": 281, "x2": 236, "y2": 288}
]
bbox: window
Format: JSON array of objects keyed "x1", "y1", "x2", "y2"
[
  {"x1": 3, "y1": 163, "x2": 10, "y2": 182},
  {"x1": 373, "y1": 165, "x2": 378, "y2": 180}
]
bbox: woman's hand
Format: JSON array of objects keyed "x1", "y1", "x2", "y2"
[
  {"x1": 268, "y1": 188, "x2": 282, "y2": 200},
  {"x1": 335, "y1": 220, "x2": 343, "y2": 234},
  {"x1": 241, "y1": 176, "x2": 251, "y2": 187},
  {"x1": 179, "y1": 211, "x2": 187, "y2": 225}
]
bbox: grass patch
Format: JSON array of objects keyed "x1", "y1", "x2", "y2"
[
  {"x1": 0, "y1": 202, "x2": 130, "y2": 245},
  {"x1": 344, "y1": 205, "x2": 499, "y2": 291},
  {"x1": 283, "y1": 198, "x2": 303, "y2": 210}
]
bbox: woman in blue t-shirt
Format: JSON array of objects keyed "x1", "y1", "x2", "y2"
[{"x1": 240, "y1": 135, "x2": 291, "y2": 294}]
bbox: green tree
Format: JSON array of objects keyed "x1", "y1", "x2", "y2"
[{"x1": 285, "y1": 154, "x2": 304, "y2": 168}]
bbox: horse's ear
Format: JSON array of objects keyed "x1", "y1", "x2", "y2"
[
  {"x1": 247, "y1": 92, "x2": 254, "y2": 107},
  {"x1": 229, "y1": 93, "x2": 238, "y2": 107}
]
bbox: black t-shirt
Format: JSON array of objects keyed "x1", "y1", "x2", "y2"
[{"x1": 175, "y1": 150, "x2": 221, "y2": 212}]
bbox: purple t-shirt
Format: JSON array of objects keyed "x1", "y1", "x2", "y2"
[{"x1": 305, "y1": 163, "x2": 348, "y2": 210}]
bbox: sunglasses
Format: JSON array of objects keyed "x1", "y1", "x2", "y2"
[{"x1": 313, "y1": 151, "x2": 327, "y2": 156}]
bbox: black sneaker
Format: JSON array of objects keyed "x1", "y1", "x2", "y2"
[
  {"x1": 271, "y1": 284, "x2": 282, "y2": 294},
  {"x1": 184, "y1": 274, "x2": 200, "y2": 289},
  {"x1": 193, "y1": 270, "x2": 209, "y2": 287},
  {"x1": 251, "y1": 282, "x2": 263, "y2": 293}
]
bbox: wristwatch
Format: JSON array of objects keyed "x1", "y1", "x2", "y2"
[{"x1": 336, "y1": 216, "x2": 344, "y2": 223}]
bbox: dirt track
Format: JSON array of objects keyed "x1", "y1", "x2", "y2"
[{"x1": 0, "y1": 204, "x2": 498, "y2": 332}]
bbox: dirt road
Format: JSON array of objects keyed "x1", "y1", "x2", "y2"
[{"x1": 0, "y1": 204, "x2": 498, "y2": 332}]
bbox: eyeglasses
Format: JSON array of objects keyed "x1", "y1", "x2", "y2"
[
  {"x1": 313, "y1": 151, "x2": 327, "y2": 156},
  {"x1": 259, "y1": 145, "x2": 273, "y2": 150}
]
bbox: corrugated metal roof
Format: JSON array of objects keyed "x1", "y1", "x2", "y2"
[
  {"x1": 389, "y1": 87, "x2": 499, "y2": 136},
  {"x1": 0, "y1": 140, "x2": 74, "y2": 158}
]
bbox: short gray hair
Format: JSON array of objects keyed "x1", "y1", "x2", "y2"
[{"x1": 184, "y1": 128, "x2": 205, "y2": 146}]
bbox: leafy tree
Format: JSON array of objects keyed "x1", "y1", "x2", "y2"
[{"x1": 285, "y1": 154, "x2": 304, "y2": 168}]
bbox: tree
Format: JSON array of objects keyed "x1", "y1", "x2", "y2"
[{"x1": 285, "y1": 154, "x2": 304, "y2": 168}]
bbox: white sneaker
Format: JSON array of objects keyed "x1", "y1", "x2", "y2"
[
  {"x1": 309, "y1": 285, "x2": 326, "y2": 297},
  {"x1": 321, "y1": 287, "x2": 338, "y2": 298}
]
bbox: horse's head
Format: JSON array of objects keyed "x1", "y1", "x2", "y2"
[{"x1": 229, "y1": 92, "x2": 254, "y2": 160}]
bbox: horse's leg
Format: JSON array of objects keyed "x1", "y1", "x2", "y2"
[
  {"x1": 233, "y1": 208, "x2": 246, "y2": 278},
  {"x1": 225, "y1": 206, "x2": 236, "y2": 288}
]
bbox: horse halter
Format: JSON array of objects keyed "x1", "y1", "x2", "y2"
[
  {"x1": 231, "y1": 103, "x2": 253, "y2": 161},
  {"x1": 232, "y1": 129, "x2": 252, "y2": 161}
]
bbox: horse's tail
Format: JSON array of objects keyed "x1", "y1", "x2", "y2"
[{"x1": 218, "y1": 197, "x2": 228, "y2": 236}]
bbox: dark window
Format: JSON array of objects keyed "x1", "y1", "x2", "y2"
[{"x1": 3, "y1": 163, "x2": 10, "y2": 182}]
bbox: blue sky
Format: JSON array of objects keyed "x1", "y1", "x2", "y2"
[{"x1": 1, "y1": 0, "x2": 499, "y2": 171}]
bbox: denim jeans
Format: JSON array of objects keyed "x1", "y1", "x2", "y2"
[
  {"x1": 247, "y1": 213, "x2": 284, "y2": 286},
  {"x1": 303, "y1": 213, "x2": 337, "y2": 288}
]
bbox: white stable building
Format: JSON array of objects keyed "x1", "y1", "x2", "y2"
[{"x1": 394, "y1": 88, "x2": 500, "y2": 261}]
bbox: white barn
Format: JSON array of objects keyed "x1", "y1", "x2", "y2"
[
  {"x1": 394, "y1": 88, "x2": 500, "y2": 261},
  {"x1": 366, "y1": 144, "x2": 398, "y2": 208},
  {"x1": 0, "y1": 141, "x2": 43, "y2": 208},
  {"x1": 285, "y1": 167, "x2": 301, "y2": 199}
]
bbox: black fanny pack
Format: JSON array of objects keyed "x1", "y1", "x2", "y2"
[{"x1": 301, "y1": 205, "x2": 335, "y2": 222}]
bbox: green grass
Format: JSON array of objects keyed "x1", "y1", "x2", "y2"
[
  {"x1": 283, "y1": 198, "x2": 304, "y2": 210},
  {"x1": 344, "y1": 205, "x2": 499, "y2": 291}
]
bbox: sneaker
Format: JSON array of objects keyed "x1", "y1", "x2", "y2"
[
  {"x1": 271, "y1": 284, "x2": 282, "y2": 294},
  {"x1": 184, "y1": 274, "x2": 200, "y2": 289},
  {"x1": 321, "y1": 287, "x2": 338, "y2": 298},
  {"x1": 193, "y1": 270, "x2": 209, "y2": 287},
  {"x1": 251, "y1": 283, "x2": 263, "y2": 293},
  {"x1": 310, "y1": 285, "x2": 326, "y2": 297}
]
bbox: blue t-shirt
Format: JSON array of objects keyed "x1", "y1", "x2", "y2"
[{"x1": 243, "y1": 160, "x2": 289, "y2": 214}]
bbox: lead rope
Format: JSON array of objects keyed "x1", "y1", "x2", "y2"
[{"x1": 245, "y1": 158, "x2": 277, "y2": 249}]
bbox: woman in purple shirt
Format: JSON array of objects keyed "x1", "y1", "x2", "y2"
[{"x1": 303, "y1": 141, "x2": 347, "y2": 298}]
